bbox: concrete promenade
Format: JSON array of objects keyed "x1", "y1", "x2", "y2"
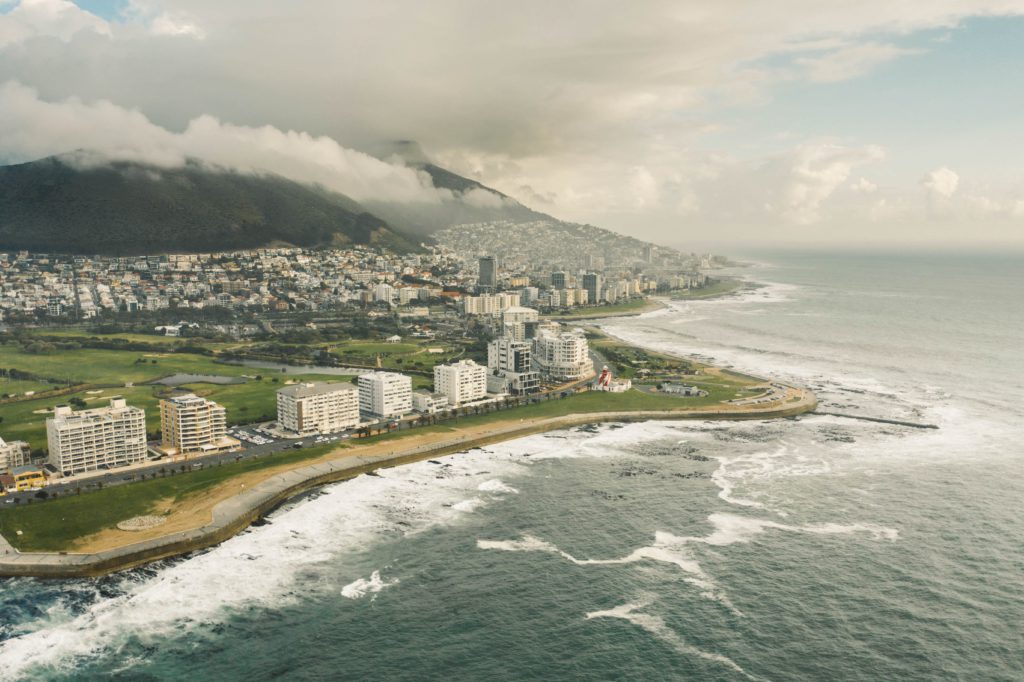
[{"x1": 0, "y1": 392, "x2": 816, "y2": 578}]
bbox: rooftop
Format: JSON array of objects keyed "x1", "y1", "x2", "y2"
[{"x1": 278, "y1": 382, "x2": 358, "y2": 398}]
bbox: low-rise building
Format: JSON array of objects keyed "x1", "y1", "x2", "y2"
[
  {"x1": 12, "y1": 465, "x2": 45, "y2": 491},
  {"x1": 411, "y1": 390, "x2": 448, "y2": 414},
  {"x1": 46, "y1": 397, "x2": 147, "y2": 476},
  {"x1": 358, "y1": 372, "x2": 413, "y2": 418},
  {"x1": 433, "y1": 359, "x2": 487, "y2": 406},
  {"x1": 661, "y1": 384, "x2": 707, "y2": 397},
  {"x1": 277, "y1": 382, "x2": 360, "y2": 435},
  {"x1": 159, "y1": 394, "x2": 239, "y2": 457},
  {"x1": 0, "y1": 436, "x2": 30, "y2": 473}
]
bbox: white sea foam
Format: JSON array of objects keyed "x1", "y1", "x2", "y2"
[
  {"x1": 478, "y1": 479, "x2": 519, "y2": 494},
  {"x1": 478, "y1": 513, "x2": 898, "y2": 617},
  {"x1": 340, "y1": 570, "x2": 399, "y2": 599},
  {"x1": 701, "y1": 512, "x2": 898, "y2": 546},
  {"x1": 0, "y1": 422, "x2": 707, "y2": 678},
  {"x1": 586, "y1": 599, "x2": 760, "y2": 680},
  {"x1": 452, "y1": 497, "x2": 486, "y2": 512},
  {"x1": 709, "y1": 445, "x2": 832, "y2": 513},
  {"x1": 478, "y1": 532, "x2": 740, "y2": 615},
  {"x1": 0, "y1": 449, "x2": 538, "y2": 679}
]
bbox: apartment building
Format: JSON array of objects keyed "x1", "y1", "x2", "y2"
[
  {"x1": 583, "y1": 272, "x2": 604, "y2": 304},
  {"x1": 433, "y1": 359, "x2": 487, "y2": 407},
  {"x1": 501, "y1": 306, "x2": 539, "y2": 341},
  {"x1": 358, "y1": 372, "x2": 413, "y2": 418},
  {"x1": 277, "y1": 382, "x2": 360, "y2": 435},
  {"x1": 46, "y1": 397, "x2": 148, "y2": 476},
  {"x1": 487, "y1": 337, "x2": 540, "y2": 395},
  {"x1": 0, "y1": 436, "x2": 30, "y2": 473},
  {"x1": 159, "y1": 394, "x2": 238, "y2": 456},
  {"x1": 412, "y1": 390, "x2": 449, "y2": 414},
  {"x1": 462, "y1": 293, "x2": 520, "y2": 316},
  {"x1": 532, "y1": 324, "x2": 594, "y2": 381}
]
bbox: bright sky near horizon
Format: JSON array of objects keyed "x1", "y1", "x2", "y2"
[{"x1": 2, "y1": 0, "x2": 1023, "y2": 250}]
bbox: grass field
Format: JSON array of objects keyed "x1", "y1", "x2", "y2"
[
  {"x1": 0, "y1": 343, "x2": 253, "y2": 385},
  {"x1": 328, "y1": 339, "x2": 466, "y2": 370},
  {"x1": 0, "y1": 378, "x2": 58, "y2": 398},
  {"x1": 590, "y1": 335, "x2": 763, "y2": 403},
  {"x1": 0, "y1": 341, "x2": 357, "y2": 450},
  {"x1": 32, "y1": 328, "x2": 241, "y2": 351},
  {"x1": 0, "y1": 442, "x2": 339, "y2": 552}
]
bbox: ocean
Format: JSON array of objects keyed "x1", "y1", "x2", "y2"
[{"x1": 0, "y1": 251, "x2": 1022, "y2": 681}]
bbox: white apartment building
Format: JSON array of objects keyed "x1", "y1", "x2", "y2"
[
  {"x1": 532, "y1": 324, "x2": 594, "y2": 381},
  {"x1": 160, "y1": 393, "x2": 238, "y2": 456},
  {"x1": 487, "y1": 337, "x2": 541, "y2": 395},
  {"x1": 462, "y1": 293, "x2": 521, "y2": 316},
  {"x1": 277, "y1": 382, "x2": 360, "y2": 435},
  {"x1": 374, "y1": 283, "x2": 396, "y2": 303},
  {"x1": 501, "y1": 306, "x2": 539, "y2": 341},
  {"x1": 46, "y1": 397, "x2": 148, "y2": 476},
  {"x1": 358, "y1": 372, "x2": 413, "y2": 418},
  {"x1": 433, "y1": 359, "x2": 487, "y2": 407},
  {"x1": 0, "y1": 436, "x2": 30, "y2": 473},
  {"x1": 412, "y1": 390, "x2": 449, "y2": 414}
]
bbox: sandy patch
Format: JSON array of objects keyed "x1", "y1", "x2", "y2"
[{"x1": 116, "y1": 515, "x2": 167, "y2": 532}]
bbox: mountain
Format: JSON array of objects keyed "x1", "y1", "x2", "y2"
[
  {"x1": 0, "y1": 156, "x2": 421, "y2": 255},
  {"x1": 360, "y1": 163, "x2": 552, "y2": 239},
  {"x1": 359, "y1": 141, "x2": 554, "y2": 238}
]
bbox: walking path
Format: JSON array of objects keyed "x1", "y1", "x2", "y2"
[{"x1": 0, "y1": 389, "x2": 816, "y2": 578}]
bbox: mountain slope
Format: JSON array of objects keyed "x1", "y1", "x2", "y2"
[
  {"x1": 0, "y1": 156, "x2": 421, "y2": 255},
  {"x1": 362, "y1": 160, "x2": 553, "y2": 238}
]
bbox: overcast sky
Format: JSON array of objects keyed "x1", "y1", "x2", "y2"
[{"x1": 2, "y1": 0, "x2": 1024, "y2": 250}]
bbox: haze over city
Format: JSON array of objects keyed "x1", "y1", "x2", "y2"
[{"x1": 3, "y1": 0, "x2": 1024, "y2": 249}]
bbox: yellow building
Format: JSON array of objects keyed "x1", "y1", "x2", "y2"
[{"x1": 12, "y1": 465, "x2": 45, "y2": 491}]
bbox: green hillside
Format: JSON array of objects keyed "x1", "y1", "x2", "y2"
[{"x1": 0, "y1": 156, "x2": 421, "y2": 255}]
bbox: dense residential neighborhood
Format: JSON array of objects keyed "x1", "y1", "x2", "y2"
[{"x1": 0, "y1": 227, "x2": 731, "y2": 494}]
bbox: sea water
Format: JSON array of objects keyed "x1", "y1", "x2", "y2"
[{"x1": 0, "y1": 251, "x2": 1021, "y2": 681}]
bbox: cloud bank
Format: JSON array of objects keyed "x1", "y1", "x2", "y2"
[
  {"x1": 0, "y1": 81, "x2": 453, "y2": 204},
  {"x1": 1, "y1": 0, "x2": 1024, "y2": 247}
]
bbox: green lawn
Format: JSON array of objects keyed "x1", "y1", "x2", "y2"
[
  {"x1": 0, "y1": 342, "x2": 356, "y2": 450},
  {"x1": 31, "y1": 328, "x2": 240, "y2": 352},
  {"x1": 0, "y1": 378, "x2": 58, "y2": 398},
  {"x1": 0, "y1": 442, "x2": 339, "y2": 552},
  {"x1": 0, "y1": 343, "x2": 254, "y2": 385},
  {"x1": 328, "y1": 338, "x2": 466, "y2": 371},
  {"x1": 591, "y1": 336, "x2": 763, "y2": 402},
  {"x1": 0, "y1": 376, "x2": 356, "y2": 451}
]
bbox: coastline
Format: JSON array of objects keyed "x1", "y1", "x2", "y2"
[
  {"x1": 0, "y1": 392, "x2": 816, "y2": 578},
  {"x1": 0, "y1": 297, "x2": 819, "y2": 578},
  {"x1": 541, "y1": 297, "x2": 666, "y2": 321}
]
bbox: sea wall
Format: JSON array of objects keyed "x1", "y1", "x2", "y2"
[{"x1": 0, "y1": 397, "x2": 815, "y2": 578}]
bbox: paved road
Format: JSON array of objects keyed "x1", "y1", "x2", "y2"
[
  {"x1": 2, "y1": 432, "x2": 306, "y2": 506},
  {"x1": 3, "y1": 383, "x2": 594, "y2": 507}
]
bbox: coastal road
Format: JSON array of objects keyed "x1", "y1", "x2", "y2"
[{"x1": 2, "y1": 435, "x2": 306, "y2": 506}]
